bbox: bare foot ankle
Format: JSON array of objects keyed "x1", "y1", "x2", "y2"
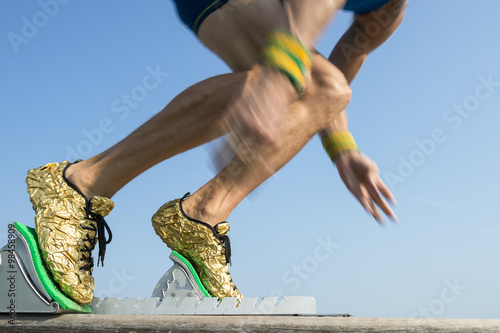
[
  {"x1": 64, "y1": 163, "x2": 100, "y2": 201},
  {"x1": 181, "y1": 196, "x2": 226, "y2": 227}
]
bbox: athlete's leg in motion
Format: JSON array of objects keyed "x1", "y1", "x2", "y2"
[
  {"x1": 27, "y1": 0, "x2": 350, "y2": 304},
  {"x1": 65, "y1": 72, "x2": 248, "y2": 200},
  {"x1": 217, "y1": 0, "x2": 347, "y2": 155},
  {"x1": 182, "y1": 56, "x2": 351, "y2": 225},
  {"x1": 181, "y1": 0, "x2": 352, "y2": 224},
  {"x1": 64, "y1": 53, "x2": 348, "y2": 203},
  {"x1": 148, "y1": 0, "x2": 349, "y2": 298},
  {"x1": 65, "y1": 0, "x2": 350, "y2": 201}
]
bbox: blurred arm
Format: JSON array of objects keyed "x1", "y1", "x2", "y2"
[{"x1": 320, "y1": 0, "x2": 408, "y2": 137}]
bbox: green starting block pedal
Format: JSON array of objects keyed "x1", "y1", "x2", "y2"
[
  {"x1": 1, "y1": 223, "x2": 348, "y2": 316},
  {"x1": 0, "y1": 222, "x2": 90, "y2": 313}
]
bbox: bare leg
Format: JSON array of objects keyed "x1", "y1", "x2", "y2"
[
  {"x1": 181, "y1": 0, "x2": 354, "y2": 224},
  {"x1": 183, "y1": 56, "x2": 351, "y2": 225},
  {"x1": 219, "y1": 0, "x2": 347, "y2": 152},
  {"x1": 65, "y1": 72, "x2": 248, "y2": 199},
  {"x1": 66, "y1": 0, "x2": 351, "y2": 204},
  {"x1": 65, "y1": 57, "x2": 342, "y2": 202}
]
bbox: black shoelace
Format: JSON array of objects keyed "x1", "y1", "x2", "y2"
[
  {"x1": 219, "y1": 234, "x2": 231, "y2": 266},
  {"x1": 219, "y1": 235, "x2": 237, "y2": 292},
  {"x1": 79, "y1": 208, "x2": 113, "y2": 271},
  {"x1": 181, "y1": 192, "x2": 232, "y2": 266}
]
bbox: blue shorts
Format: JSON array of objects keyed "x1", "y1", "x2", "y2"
[
  {"x1": 172, "y1": 0, "x2": 230, "y2": 33},
  {"x1": 172, "y1": 0, "x2": 393, "y2": 33},
  {"x1": 343, "y1": 0, "x2": 392, "y2": 15}
]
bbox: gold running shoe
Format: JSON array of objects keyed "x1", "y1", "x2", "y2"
[
  {"x1": 152, "y1": 193, "x2": 243, "y2": 302},
  {"x1": 26, "y1": 160, "x2": 114, "y2": 305}
]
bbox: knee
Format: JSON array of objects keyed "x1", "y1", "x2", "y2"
[
  {"x1": 296, "y1": 56, "x2": 351, "y2": 131},
  {"x1": 324, "y1": 77, "x2": 352, "y2": 115},
  {"x1": 326, "y1": 72, "x2": 352, "y2": 110},
  {"x1": 312, "y1": 56, "x2": 352, "y2": 111}
]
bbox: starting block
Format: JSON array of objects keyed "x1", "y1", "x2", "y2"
[{"x1": 0, "y1": 222, "x2": 352, "y2": 316}]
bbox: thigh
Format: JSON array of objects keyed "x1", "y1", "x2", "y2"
[{"x1": 197, "y1": 0, "x2": 284, "y2": 72}]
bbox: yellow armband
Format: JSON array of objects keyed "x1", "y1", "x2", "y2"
[
  {"x1": 261, "y1": 30, "x2": 312, "y2": 95},
  {"x1": 321, "y1": 131, "x2": 359, "y2": 162}
]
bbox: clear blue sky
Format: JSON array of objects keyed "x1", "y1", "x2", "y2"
[{"x1": 1, "y1": 1, "x2": 499, "y2": 319}]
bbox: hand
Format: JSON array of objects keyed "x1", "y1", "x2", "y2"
[{"x1": 334, "y1": 151, "x2": 397, "y2": 225}]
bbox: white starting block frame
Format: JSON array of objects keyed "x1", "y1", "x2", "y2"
[{"x1": 0, "y1": 223, "x2": 352, "y2": 316}]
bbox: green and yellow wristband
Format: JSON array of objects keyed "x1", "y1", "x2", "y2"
[
  {"x1": 261, "y1": 30, "x2": 312, "y2": 95},
  {"x1": 321, "y1": 131, "x2": 359, "y2": 162}
]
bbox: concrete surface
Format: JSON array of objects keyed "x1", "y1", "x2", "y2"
[{"x1": 1, "y1": 315, "x2": 500, "y2": 332}]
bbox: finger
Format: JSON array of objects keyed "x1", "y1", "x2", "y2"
[
  {"x1": 377, "y1": 180, "x2": 399, "y2": 222},
  {"x1": 366, "y1": 170, "x2": 393, "y2": 200},
  {"x1": 364, "y1": 180, "x2": 396, "y2": 222},
  {"x1": 349, "y1": 182, "x2": 374, "y2": 215},
  {"x1": 346, "y1": 173, "x2": 384, "y2": 224},
  {"x1": 360, "y1": 186, "x2": 384, "y2": 225},
  {"x1": 366, "y1": 194, "x2": 384, "y2": 225},
  {"x1": 371, "y1": 177, "x2": 399, "y2": 222},
  {"x1": 361, "y1": 197, "x2": 374, "y2": 216},
  {"x1": 374, "y1": 176, "x2": 397, "y2": 205}
]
